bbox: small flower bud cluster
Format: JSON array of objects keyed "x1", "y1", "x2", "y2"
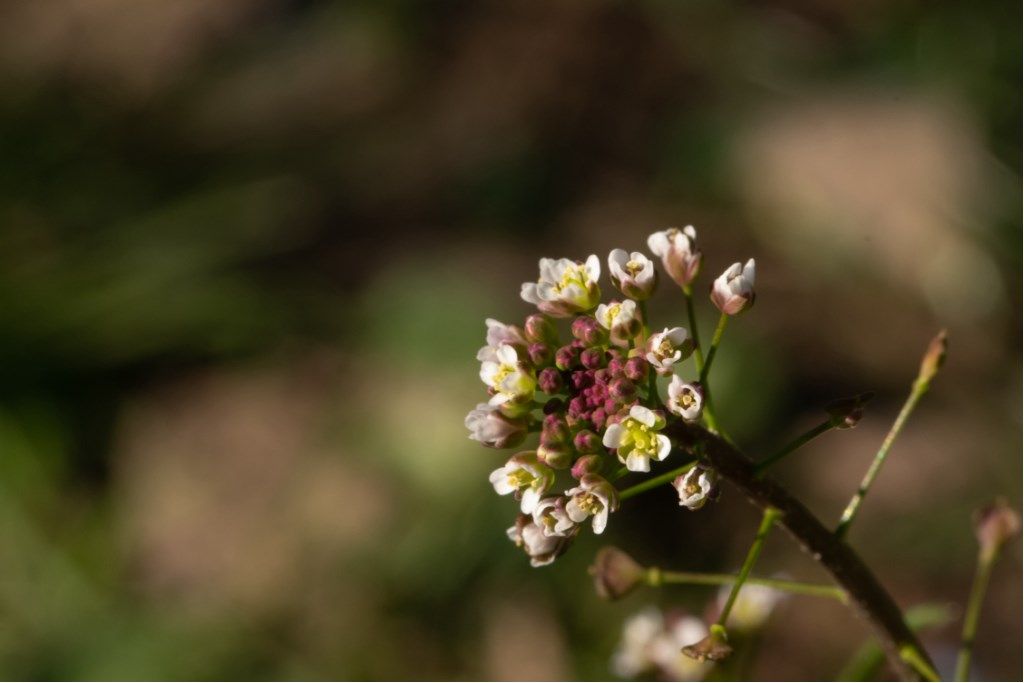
[{"x1": 470, "y1": 226, "x2": 748, "y2": 566}]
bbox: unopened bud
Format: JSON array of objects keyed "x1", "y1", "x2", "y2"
[
  {"x1": 555, "y1": 344, "x2": 580, "y2": 371},
  {"x1": 573, "y1": 429, "x2": 602, "y2": 454},
  {"x1": 974, "y1": 498, "x2": 1020, "y2": 561},
  {"x1": 825, "y1": 392, "x2": 874, "y2": 429},
  {"x1": 917, "y1": 330, "x2": 947, "y2": 387},
  {"x1": 528, "y1": 342, "x2": 553, "y2": 368},
  {"x1": 524, "y1": 314, "x2": 559, "y2": 345},
  {"x1": 571, "y1": 454, "x2": 603, "y2": 479},
  {"x1": 538, "y1": 442, "x2": 573, "y2": 469},
  {"x1": 538, "y1": 367, "x2": 564, "y2": 395},
  {"x1": 580, "y1": 347, "x2": 606, "y2": 370},
  {"x1": 623, "y1": 357, "x2": 648, "y2": 382},
  {"x1": 571, "y1": 316, "x2": 606, "y2": 346},
  {"x1": 589, "y1": 546, "x2": 647, "y2": 600},
  {"x1": 609, "y1": 377, "x2": 637, "y2": 401},
  {"x1": 541, "y1": 414, "x2": 571, "y2": 446},
  {"x1": 710, "y1": 259, "x2": 755, "y2": 316}
]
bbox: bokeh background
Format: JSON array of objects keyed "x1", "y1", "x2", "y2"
[{"x1": 0, "y1": 0, "x2": 1019, "y2": 679}]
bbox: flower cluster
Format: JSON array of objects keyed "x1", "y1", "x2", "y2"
[{"x1": 468, "y1": 227, "x2": 756, "y2": 566}]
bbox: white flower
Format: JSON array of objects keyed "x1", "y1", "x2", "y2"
[
  {"x1": 645, "y1": 327, "x2": 693, "y2": 375},
  {"x1": 532, "y1": 496, "x2": 576, "y2": 537},
  {"x1": 647, "y1": 226, "x2": 701, "y2": 288},
  {"x1": 465, "y1": 403, "x2": 528, "y2": 449},
  {"x1": 666, "y1": 376, "x2": 703, "y2": 421},
  {"x1": 715, "y1": 581, "x2": 784, "y2": 630},
  {"x1": 710, "y1": 258, "x2": 756, "y2": 315},
  {"x1": 672, "y1": 466, "x2": 717, "y2": 510},
  {"x1": 507, "y1": 514, "x2": 572, "y2": 567},
  {"x1": 565, "y1": 474, "x2": 619, "y2": 534},
  {"x1": 479, "y1": 344, "x2": 536, "y2": 406},
  {"x1": 521, "y1": 256, "x2": 601, "y2": 318},
  {"x1": 612, "y1": 607, "x2": 665, "y2": 678},
  {"x1": 601, "y1": 405, "x2": 672, "y2": 473},
  {"x1": 595, "y1": 299, "x2": 640, "y2": 347},
  {"x1": 476, "y1": 318, "x2": 526, "y2": 362},
  {"x1": 608, "y1": 249, "x2": 657, "y2": 300},
  {"x1": 489, "y1": 452, "x2": 555, "y2": 514}
]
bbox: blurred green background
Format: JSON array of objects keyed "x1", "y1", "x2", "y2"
[{"x1": 0, "y1": 0, "x2": 1019, "y2": 679}]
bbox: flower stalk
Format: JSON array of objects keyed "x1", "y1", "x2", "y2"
[
  {"x1": 714, "y1": 507, "x2": 780, "y2": 630},
  {"x1": 618, "y1": 460, "x2": 698, "y2": 501},
  {"x1": 652, "y1": 568, "x2": 848, "y2": 603},
  {"x1": 835, "y1": 331, "x2": 947, "y2": 539},
  {"x1": 753, "y1": 418, "x2": 833, "y2": 475}
]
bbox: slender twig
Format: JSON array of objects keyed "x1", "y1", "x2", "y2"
[
  {"x1": 618, "y1": 461, "x2": 697, "y2": 501},
  {"x1": 649, "y1": 568, "x2": 848, "y2": 602},
  {"x1": 698, "y1": 312, "x2": 729, "y2": 387},
  {"x1": 682, "y1": 285, "x2": 704, "y2": 372},
  {"x1": 955, "y1": 550, "x2": 997, "y2": 680},
  {"x1": 753, "y1": 419, "x2": 833, "y2": 475},
  {"x1": 666, "y1": 420, "x2": 935, "y2": 681},
  {"x1": 715, "y1": 508, "x2": 780, "y2": 628},
  {"x1": 835, "y1": 331, "x2": 946, "y2": 539}
]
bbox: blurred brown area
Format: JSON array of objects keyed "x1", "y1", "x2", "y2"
[{"x1": 0, "y1": 0, "x2": 1018, "y2": 679}]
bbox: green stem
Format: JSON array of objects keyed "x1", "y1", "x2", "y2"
[
  {"x1": 835, "y1": 382, "x2": 931, "y2": 539},
  {"x1": 955, "y1": 550, "x2": 997, "y2": 681},
  {"x1": 618, "y1": 461, "x2": 697, "y2": 501},
  {"x1": 902, "y1": 645, "x2": 941, "y2": 682},
  {"x1": 652, "y1": 568, "x2": 848, "y2": 602},
  {"x1": 716, "y1": 507, "x2": 781, "y2": 628},
  {"x1": 682, "y1": 285, "x2": 704, "y2": 372},
  {"x1": 753, "y1": 419, "x2": 834, "y2": 475},
  {"x1": 699, "y1": 312, "x2": 729, "y2": 387},
  {"x1": 637, "y1": 300, "x2": 650, "y2": 348}
]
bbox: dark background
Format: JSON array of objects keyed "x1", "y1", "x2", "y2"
[{"x1": 0, "y1": 0, "x2": 1019, "y2": 679}]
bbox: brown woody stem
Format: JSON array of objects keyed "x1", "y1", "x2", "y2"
[{"x1": 666, "y1": 421, "x2": 935, "y2": 681}]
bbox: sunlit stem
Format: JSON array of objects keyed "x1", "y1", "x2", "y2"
[
  {"x1": 699, "y1": 312, "x2": 729, "y2": 387},
  {"x1": 835, "y1": 332, "x2": 946, "y2": 539},
  {"x1": 715, "y1": 507, "x2": 780, "y2": 629},
  {"x1": 753, "y1": 419, "x2": 834, "y2": 476},
  {"x1": 902, "y1": 644, "x2": 941, "y2": 682},
  {"x1": 647, "y1": 568, "x2": 848, "y2": 603},
  {"x1": 618, "y1": 461, "x2": 697, "y2": 501},
  {"x1": 956, "y1": 546, "x2": 1001, "y2": 681},
  {"x1": 682, "y1": 285, "x2": 704, "y2": 371}
]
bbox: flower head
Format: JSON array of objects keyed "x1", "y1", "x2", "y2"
[
  {"x1": 602, "y1": 405, "x2": 671, "y2": 472},
  {"x1": 465, "y1": 403, "x2": 528, "y2": 449},
  {"x1": 645, "y1": 327, "x2": 693, "y2": 375},
  {"x1": 489, "y1": 452, "x2": 555, "y2": 514},
  {"x1": 711, "y1": 258, "x2": 756, "y2": 315},
  {"x1": 595, "y1": 299, "x2": 641, "y2": 347},
  {"x1": 565, "y1": 474, "x2": 619, "y2": 534},
  {"x1": 521, "y1": 256, "x2": 601, "y2": 317},
  {"x1": 608, "y1": 249, "x2": 658, "y2": 300},
  {"x1": 667, "y1": 376, "x2": 703, "y2": 421},
  {"x1": 532, "y1": 496, "x2": 577, "y2": 537},
  {"x1": 613, "y1": 608, "x2": 710, "y2": 681},
  {"x1": 672, "y1": 466, "x2": 717, "y2": 510},
  {"x1": 479, "y1": 344, "x2": 536, "y2": 406},
  {"x1": 507, "y1": 514, "x2": 573, "y2": 567},
  {"x1": 647, "y1": 226, "x2": 701, "y2": 288}
]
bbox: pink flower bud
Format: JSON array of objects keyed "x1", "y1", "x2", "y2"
[
  {"x1": 609, "y1": 377, "x2": 637, "y2": 401},
  {"x1": 465, "y1": 404, "x2": 528, "y2": 449},
  {"x1": 623, "y1": 357, "x2": 648, "y2": 382},
  {"x1": 555, "y1": 345, "x2": 580, "y2": 371},
  {"x1": 974, "y1": 498, "x2": 1020, "y2": 561},
  {"x1": 538, "y1": 367, "x2": 564, "y2": 395},
  {"x1": 528, "y1": 342, "x2": 554, "y2": 367},
  {"x1": 573, "y1": 429, "x2": 602, "y2": 454},
  {"x1": 571, "y1": 454, "x2": 603, "y2": 479},
  {"x1": 580, "y1": 347, "x2": 606, "y2": 370},
  {"x1": 589, "y1": 546, "x2": 647, "y2": 600},
  {"x1": 537, "y1": 442, "x2": 573, "y2": 469},
  {"x1": 571, "y1": 316, "x2": 607, "y2": 345},
  {"x1": 541, "y1": 414, "x2": 571, "y2": 446},
  {"x1": 710, "y1": 259, "x2": 756, "y2": 315}
]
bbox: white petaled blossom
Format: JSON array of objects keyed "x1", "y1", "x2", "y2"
[
  {"x1": 602, "y1": 405, "x2": 672, "y2": 473},
  {"x1": 608, "y1": 249, "x2": 657, "y2": 300},
  {"x1": 595, "y1": 299, "x2": 640, "y2": 347},
  {"x1": 666, "y1": 376, "x2": 703, "y2": 421},
  {"x1": 645, "y1": 327, "x2": 693, "y2": 375},
  {"x1": 647, "y1": 226, "x2": 701, "y2": 288},
  {"x1": 507, "y1": 514, "x2": 572, "y2": 567},
  {"x1": 612, "y1": 608, "x2": 665, "y2": 678},
  {"x1": 565, "y1": 474, "x2": 619, "y2": 534},
  {"x1": 521, "y1": 256, "x2": 601, "y2": 318},
  {"x1": 476, "y1": 318, "x2": 526, "y2": 362},
  {"x1": 489, "y1": 452, "x2": 555, "y2": 514},
  {"x1": 710, "y1": 258, "x2": 756, "y2": 315},
  {"x1": 651, "y1": 616, "x2": 713, "y2": 681},
  {"x1": 532, "y1": 496, "x2": 576, "y2": 537},
  {"x1": 612, "y1": 608, "x2": 710, "y2": 681},
  {"x1": 479, "y1": 344, "x2": 536, "y2": 406},
  {"x1": 672, "y1": 466, "x2": 717, "y2": 510},
  {"x1": 715, "y1": 581, "x2": 784, "y2": 630},
  {"x1": 465, "y1": 403, "x2": 527, "y2": 449}
]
